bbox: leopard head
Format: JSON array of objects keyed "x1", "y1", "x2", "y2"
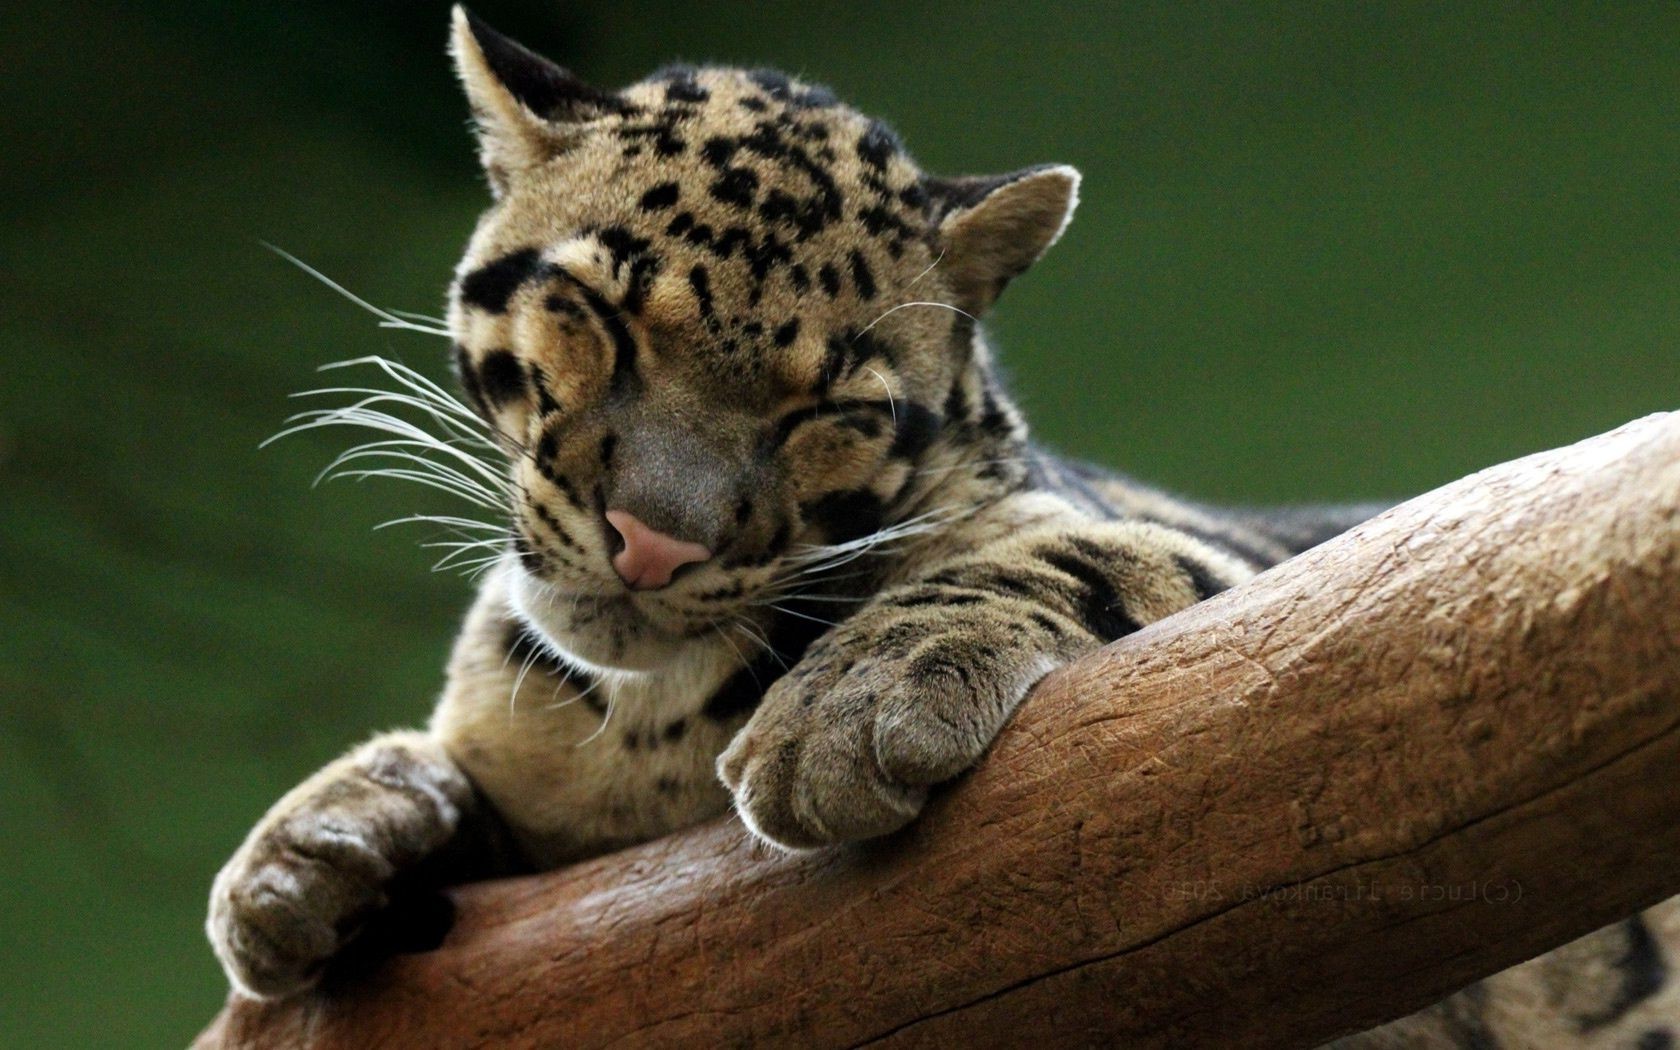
[{"x1": 447, "y1": 7, "x2": 1079, "y2": 671}]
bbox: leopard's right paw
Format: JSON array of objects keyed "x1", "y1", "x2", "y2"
[{"x1": 206, "y1": 735, "x2": 470, "y2": 998}]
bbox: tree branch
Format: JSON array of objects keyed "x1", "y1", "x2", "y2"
[{"x1": 196, "y1": 413, "x2": 1680, "y2": 1049}]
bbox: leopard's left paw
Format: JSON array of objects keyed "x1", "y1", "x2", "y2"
[{"x1": 717, "y1": 617, "x2": 1049, "y2": 850}]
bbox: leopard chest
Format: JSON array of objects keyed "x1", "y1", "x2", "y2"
[{"x1": 430, "y1": 625, "x2": 753, "y2": 867}]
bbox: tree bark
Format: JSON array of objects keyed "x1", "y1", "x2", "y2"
[{"x1": 196, "y1": 413, "x2": 1680, "y2": 1049}]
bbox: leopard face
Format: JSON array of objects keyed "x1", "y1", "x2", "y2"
[{"x1": 446, "y1": 9, "x2": 1077, "y2": 672}]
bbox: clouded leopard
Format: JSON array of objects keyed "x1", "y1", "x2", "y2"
[{"x1": 206, "y1": 9, "x2": 1679, "y2": 1047}]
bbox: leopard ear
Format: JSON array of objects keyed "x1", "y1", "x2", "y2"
[
  {"x1": 449, "y1": 6, "x2": 621, "y2": 195},
  {"x1": 924, "y1": 165, "x2": 1080, "y2": 314}
]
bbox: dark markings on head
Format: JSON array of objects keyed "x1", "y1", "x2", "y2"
[
  {"x1": 773, "y1": 318, "x2": 801, "y2": 347},
  {"x1": 459, "y1": 248, "x2": 545, "y2": 313},
  {"x1": 848, "y1": 250, "x2": 877, "y2": 300},
  {"x1": 802, "y1": 488, "x2": 885, "y2": 545},
  {"x1": 530, "y1": 499, "x2": 578, "y2": 551},
  {"x1": 688, "y1": 265, "x2": 717, "y2": 329},
  {"x1": 638, "y1": 182, "x2": 681, "y2": 211},
  {"x1": 889, "y1": 401, "x2": 942, "y2": 460},
  {"x1": 1638, "y1": 1030, "x2": 1675, "y2": 1050},
  {"x1": 818, "y1": 263, "x2": 842, "y2": 298},
  {"x1": 711, "y1": 167, "x2": 760, "y2": 209},
  {"x1": 544, "y1": 293, "x2": 586, "y2": 320},
  {"x1": 553, "y1": 272, "x2": 639, "y2": 390},
  {"x1": 478, "y1": 349, "x2": 528, "y2": 406},
  {"x1": 453, "y1": 343, "x2": 490, "y2": 416},
  {"x1": 770, "y1": 397, "x2": 893, "y2": 449},
  {"x1": 598, "y1": 432, "x2": 618, "y2": 470},
  {"x1": 653, "y1": 66, "x2": 710, "y2": 104},
  {"x1": 856, "y1": 120, "x2": 901, "y2": 170}
]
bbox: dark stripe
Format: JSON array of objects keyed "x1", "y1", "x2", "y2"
[
  {"x1": 458, "y1": 248, "x2": 544, "y2": 313},
  {"x1": 477, "y1": 349, "x2": 528, "y2": 406},
  {"x1": 638, "y1": 182, "x2": 680, "y2": 211},
  {"x1": 848, "y1": 250, "x2": 876, "y2": 299},
  {"x1": 1039, "y1": 546, "x2": 1141, "y2": 643},
  {"x1": 769, "y1": 398, "x2": 895, "y2": 448},
  {"x1": 1175, "y1": 554, "x2": 1229, "y2": 602},
  {"x1": 1580, "y1": 916, "x2": 1667, "y2": 1031}
]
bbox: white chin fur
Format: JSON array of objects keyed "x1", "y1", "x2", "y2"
[{"x1": 502, "y1": 556, "x2": 682, "y2": 674}]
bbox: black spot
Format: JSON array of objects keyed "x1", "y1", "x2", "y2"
[
  {"x1": 535, "y1": 427, "x2": 559, "y2": 465},
  {"x1": 773, "y1": 318, "x2": 801, "y2": 347},
  {"x1": 733, "y1": 498, "x2": 754, "y2": 526},
  {"x1": 1638, "y1": 1030, "x2": 1675, "y2": 1050},
  {"x1": 747, "y1": 69, "x2": 793, "y2": 100},
  {"x1": 458, "y1": 248, "x2": 544, "y2": 313},
  {"x1": 638, "y1": 182, "x2": 681, "y2": 211},
  {"x1": 802, "y1": 489, "x2": 885, "y2": 545},
  {"x1": 661, "y1": 72, "x2": 709, "y2": 104},
  {"x1": 889, "y1": 401, "x2": 942, "y2": 460},
  {"x1": 848, "y1": 250, "x2": 877, "y2": 300},
  {"x1": 789, "y1": 264, "x2": 811, "y2": 293},
  {"x1": 701, "y1": 136, "x2": 739, "y2": 169},
  {"x1": 858, "y1": 204, "x2": 915, "y2": 241},
  {"x1": 818, "y1": 263, "x2": 842, "y2": 298},
  {"x1": 596, "y1": 225, "x2": 654, "y2": 280},
  {"x1": 739, "y1": 95, "x2": 768, "y2": 112},
  {"x1": 688, "y1": 266, "x2": 716, "y2": 325},
  {"x1": 711, "y1": 168, "x2": 760, "y2": 208},
  {"x1": 856, "y1": 120, "x2": 901, "y2": 170},
  {"x1": 663, "y1": 719, "x2": 688, "y2": 743},
  {"x1": 598, "y1": 433, "x2": 618, "y2": 469},
  {"x1": 666, "y1": 212, "x2": 695, "y2": 237},
  {"x1": 478, "y1": 349, "x2": 528, "y2": 406}
]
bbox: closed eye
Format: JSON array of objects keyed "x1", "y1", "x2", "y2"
[{"x1": 768, "y1": 397, "x2": 896, "y2": 450}]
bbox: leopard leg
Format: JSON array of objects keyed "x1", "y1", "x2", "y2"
[
  {"x1": 205, "y1": 730, "x2": 504, "y2": 998},
  {"x1": 719, "y1": 500, "x2": 1254, "y2": 849}
]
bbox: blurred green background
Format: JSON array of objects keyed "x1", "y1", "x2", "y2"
[{"x1": 2, "y1": 2, "x2": 1676, "y2": 1044}]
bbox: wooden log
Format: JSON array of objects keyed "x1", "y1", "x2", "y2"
[{"x1": 196, "y1": 413, "x2": 1680, "y2": 1049}]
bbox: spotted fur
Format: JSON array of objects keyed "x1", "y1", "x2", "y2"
[{"x1": 206, "y1": 11, "x2": 1680, "y2": 1044}]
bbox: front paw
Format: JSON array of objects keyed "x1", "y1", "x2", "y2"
[
  {"x1": 717, "y1": 611, "x2": 1054, "y2": 850},
  {"x1": 206, "y1": 735, "x2": 469, "y2": 998}
]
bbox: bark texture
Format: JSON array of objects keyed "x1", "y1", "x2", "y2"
[{"x1": 196, "y1": 413, "x2": 1680, "y2": 1049}]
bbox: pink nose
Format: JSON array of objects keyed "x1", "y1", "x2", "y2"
[{"x1": 604, "y1": 509, "x2": 712, "y2": 590}]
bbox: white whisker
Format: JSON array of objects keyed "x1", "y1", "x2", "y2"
[
  {"x1": 865, "y1": 366, "x2": 897, "y2": 426},
  {"x1": 906, "y1": 248, "x2": 946, "y2": 289},
  {"x1": 855, "y1": 300, "x2": 976, "y2": 339},
  {"x1": 263, "y1": 243, "x2": 450, "y2": 339}
]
